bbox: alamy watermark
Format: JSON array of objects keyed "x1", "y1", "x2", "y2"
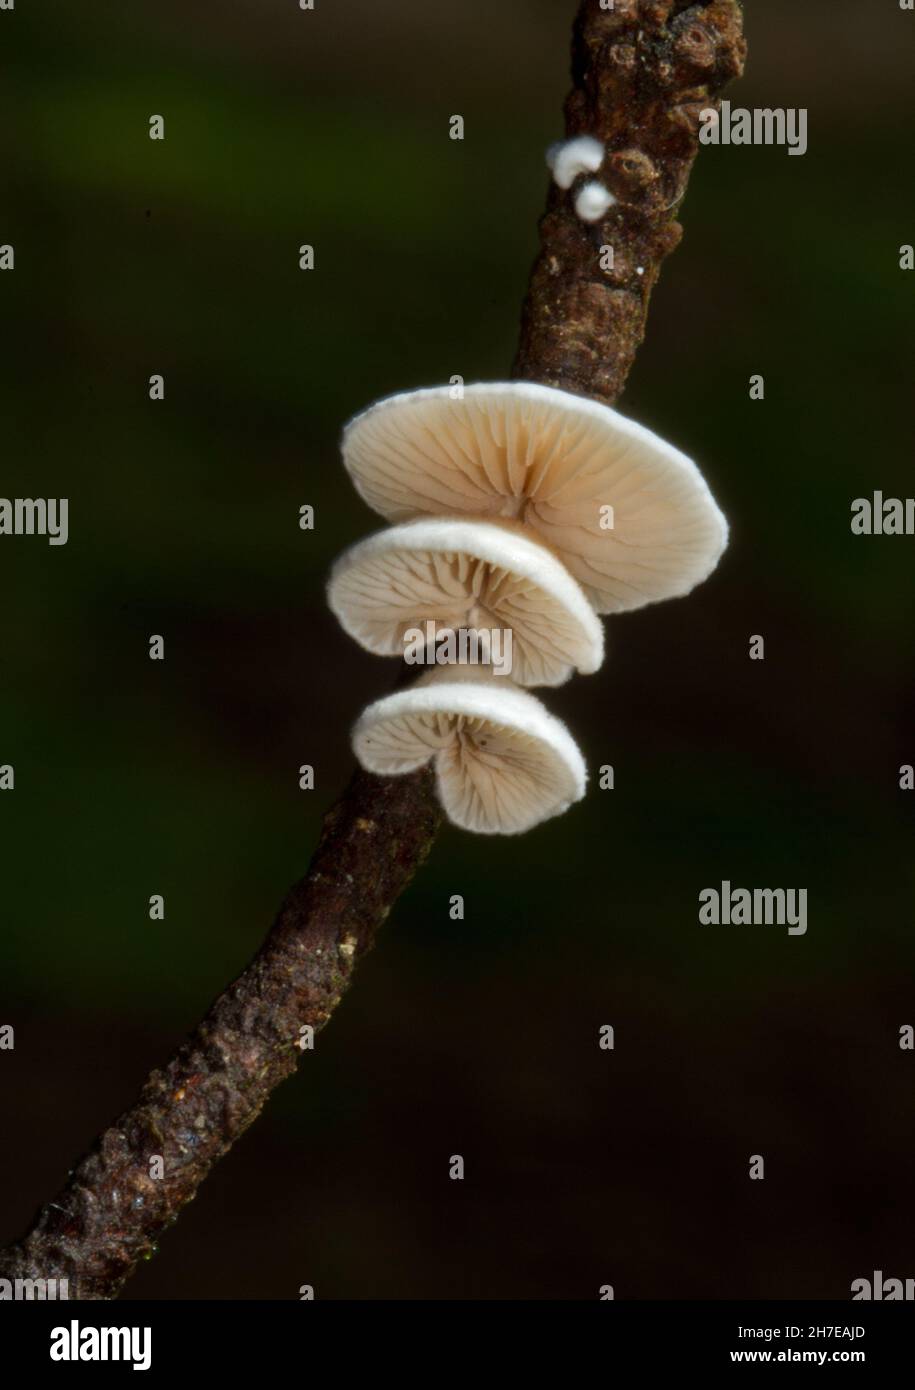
[
  {"x1": 851, "y1": 1270, "x2": 914, "y2": 1300},
  {"x1": 699, "y1": 882, "x2": 807, "y2": 936},
  {"x1": 49, "y1": 1320, "x2": 151, "y2": 1370},
  {"x1": 699, "y1": 101, "x2": 808, "y2": 157},
  {"x1": 0, "y1": 1276, "x2": 69, "y2": 1299},
  {"x1": 0, "y1": 497, "x2": 68, "y2": 545},
  {"x1": 404, "y1": 622, "x2": 513, "y2": 678},
  {"x1": 850, "y1": 492, "x2": 915, "y2": 535}
]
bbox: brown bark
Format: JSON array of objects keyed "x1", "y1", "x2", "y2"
[
  {"x1": 0, "y1": 0, "x2": 744, "y2": 1300},
  {"x1": 514, "y1": 0, "x2": 746, "y2": 405},
  {"x1": 0, "y1": 769, "x2": 441, "y2": 1299}
]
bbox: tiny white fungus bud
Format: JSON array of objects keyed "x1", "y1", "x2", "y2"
[
  {"x1": 546, "y1": 135, "x2": 605, "y2": 190},
  {"x1": 574, "y1": 181, "x2": 616, "y2": 222}
]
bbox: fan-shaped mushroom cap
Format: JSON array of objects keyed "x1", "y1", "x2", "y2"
[
  {"x1": 342, "y1": 382, "x2": 728, "y2": 615},
  {"x1": 352, "y1": 667, "x2": 587, "y2": 835},
  {"x1": 328, "y1": 517, "x2": 604, "y2": 687}
]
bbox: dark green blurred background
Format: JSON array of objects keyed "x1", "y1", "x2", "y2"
[{"x1": 1, "y1": 0, "x2": 913, "y2": 1299}]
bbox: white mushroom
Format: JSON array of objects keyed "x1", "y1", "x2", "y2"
[
  {"x1": 327, "y1": 517, "x2": 604, "y2": 688},
  {"x1": 546, "y1": 135, "x2": 605, "y2": 190},
  {"x1": 574, "y1": 180, "x2": 616, "y2": 222},
  {"x1": 352, "y1": 667, "x2": 587, "y2": 835},
  {"x1": 341, "y1": 381, "x2": 728, "y2": 615}
]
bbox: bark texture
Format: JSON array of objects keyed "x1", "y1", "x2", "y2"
[
  {"x1": 0, "y1": 0, "x2": 744, "y2": 1300},
  {"x1": 0, "y1": 770, "x2": 442, "y2": 1299},
  {"x1": 514, "y1": 0, "x2": 746, "y2": 405}
]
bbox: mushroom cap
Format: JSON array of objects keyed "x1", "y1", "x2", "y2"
[
  {"x1": 546, "y1": 134, "x2": 605, "y2": 190},
  {"x1": 574, "y1": 181, "x2": 616, "y2": 222},
  {"x1": 352, "y1": 667, "x2": 587, "y2": 835},
  {"x1": 342, "y1": 381, "x2": 728, "y2": 615},
  {"x1": 327, "y1": 517, "x2": 604, "y2": 688}
]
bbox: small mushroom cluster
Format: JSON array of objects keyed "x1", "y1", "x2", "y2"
[
  {"x1": 328, "y1": 382, "x2": 727, "y2": 834},
  {"x1": 545, "y1": 135, "x2": 617, "y2": 222}
]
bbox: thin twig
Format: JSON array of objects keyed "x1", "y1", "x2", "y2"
[
  {"x1": 0, "y1": 0, "x2": 745, "y2": 1300},
  {"x1": 514, "y1": 0, "x2": 746, "y2": 404}
]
